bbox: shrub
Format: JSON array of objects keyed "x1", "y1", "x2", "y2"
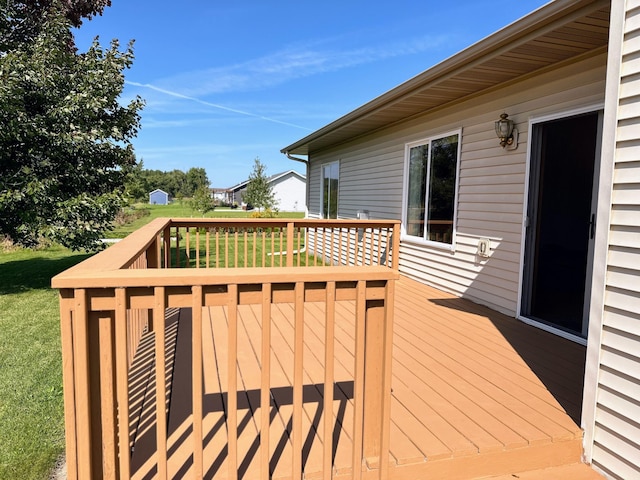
[{"x1": 249, "y1": 208, "x2": 278, "y2": 218}]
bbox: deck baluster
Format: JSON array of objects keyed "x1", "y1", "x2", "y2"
[
  {"x1": 175, "y1": 227, "x2": 180, "y2": 268},
  {"x1": 227, "y1": 284, "x2": 239, "y2": 480},
  {"x1": 192, "y1": 286, "x2": 204, "y2": 479},
  {"x1": 195, "y1": 229, "x2": 200, "y2": 268},
  {"x1": 292, "y1": 282, "x2": 305, "y2": 478},
  {"x1": 260, "y1": 283, "x2": 272, "y2": 478},
  {"x1": 186, "y1": 227, "x2": 191, "y2": 268}
]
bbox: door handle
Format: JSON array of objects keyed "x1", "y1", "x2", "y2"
[{"x1": 590, "y1": 213, "x2": 596, "y2": 239}]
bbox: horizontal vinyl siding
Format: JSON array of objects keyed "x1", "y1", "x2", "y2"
[
  {"x1": 307, "y1": 160, "x2": 322, "y2": 218},
  {"x1": 309, "y1": 143, "x2": 404, "y2": 220},
  {"x1": 419, "y1": 57, "x2": 606, "y2": 316},
  {"x1": 592, "y1": 4, "x2": 640, "y2": 479},
  {"x1": 309, "y1": 53, "x2": 606, "y2": 316},
  {"x1": 271, "y1": 174, "x2": 306, "y2": 212}
]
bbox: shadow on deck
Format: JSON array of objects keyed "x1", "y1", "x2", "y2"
[
  {"x1": 127, "y1": 276, "x2": 588, "y2": 480},
  {"x1": 427, "y1": 296, "x2": 586, "y2": 425}
]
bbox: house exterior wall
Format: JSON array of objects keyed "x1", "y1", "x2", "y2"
[
  {"x1": 584, "y1": 1, "x2": 640, "y2": 478},
  {"x1": 307, "y1": 53, "x2": 607, "y2": 316},
  {"x1": 149, "y1": 190, "x2": 169, "y2": 205},
  {"x1": 271, "y1": 172, "x2": 306, "y2": 212},
  {"x1": 235, "y1": 187, "x2": 247, "y2": 206}
]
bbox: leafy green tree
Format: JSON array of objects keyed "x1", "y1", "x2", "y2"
[
  {"x1": 186, "y1": 167, "x2": 209, "y2": 196},
  {"x1": 189, "y1": 186, "x2": 215, "y2": 217},
  {"x1": 123, "y1": 158, "x2": 149, "y2": 202},
  {"x1": 1, "y1": 0, "x2": 111, "y2": 52},
  {"x1": 0, "y1": 1, "x2": 143, "y2": 250},
  {"x1": 166, "y1": 169, "x2": 187, "y2": 198},
  {"x1": 244, "y1": 157, "x2": 277, "y2": 212},
  {"x1": 139, "y1": 168, "x2": 166, "y2": 195}
]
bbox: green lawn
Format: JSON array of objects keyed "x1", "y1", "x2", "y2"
[{"x1": 0, "y1": 246, "x2": 90, "y2": 480}]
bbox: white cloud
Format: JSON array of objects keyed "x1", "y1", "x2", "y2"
[
  {"x1": 125, "y1": 33, "x2": 450, "y2": 132},
  {"x1": 152, "y1": 34, "x2": 451, "y2": 97}
]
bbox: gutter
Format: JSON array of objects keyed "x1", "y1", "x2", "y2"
[
  {"x1": 284, "y1": 151, "x2": 310, "y2": 216},
  {"x1": 284, "y1": 151, "x2": 308, "y2": 164}
]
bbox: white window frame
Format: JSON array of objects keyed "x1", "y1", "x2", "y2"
[
  {"x1": 320, "y1": 160, "x2": 340, "y2": 219},
  {"x1": 401, "y1": 129, "x2": 462, "y2": 251}
]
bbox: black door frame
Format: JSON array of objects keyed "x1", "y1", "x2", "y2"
[{"x1": 518, "y1": 106, "x2": 603, "y2": 344}]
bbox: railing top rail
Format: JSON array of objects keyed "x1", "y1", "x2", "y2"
[
  {"x1": 52, "y1": 217, "x2": 401, "y2": 289},
  {"x1": 53, "y1": 217, "x2": 171, "y2": 279},
  {"x1": 51, "y1": 265, "x2": 398, "y2": 289},
  {"x1": 169, "y1": 217, "x2": 400, "y2": 228}
]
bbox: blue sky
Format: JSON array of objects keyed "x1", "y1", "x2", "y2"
[{"x1": 74, "y1": 1, "x2": 549, "y2": 188}]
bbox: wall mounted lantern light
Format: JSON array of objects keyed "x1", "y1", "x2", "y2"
[{"x1": 495, "y1": 113, "x2": 518, "y2": 149}]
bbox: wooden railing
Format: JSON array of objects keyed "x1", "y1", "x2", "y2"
[
  {"x1": 159, "y1": 218, "x2": 399, "y2": 269},
  {"x1": 52, "y1": 218, "x2": 400, "y2": 480}
]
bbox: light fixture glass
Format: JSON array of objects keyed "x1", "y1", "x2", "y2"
[{"x1": 495, "y1": 113, "x2": 515, "y2": 147}]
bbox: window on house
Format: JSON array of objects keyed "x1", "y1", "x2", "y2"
[
  {"x1": 405, "y1": 132, "x2": 460, "y2": 245},
  {"x1": 321, "y1": 161, "x2": 339, "y2": 219}
]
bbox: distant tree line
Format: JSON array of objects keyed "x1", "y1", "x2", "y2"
[{"x1": 124, "y1": 163, "x2": 210, "y2": 201}]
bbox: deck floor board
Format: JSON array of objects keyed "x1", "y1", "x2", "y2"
[{"x1": 129, "y1": 276, "x2": 588, "y2": 479}]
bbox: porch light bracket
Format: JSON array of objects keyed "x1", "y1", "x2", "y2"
[{"x1": 495, "y1": 113, "x2": 518, "y2": 150}]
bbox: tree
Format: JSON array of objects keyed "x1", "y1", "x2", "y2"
[
  {"x1": 123, "y1": 158, "x2": 148, "y2": 202},
  {"x1": 185, "y1": 167, "x2": 209, "y2": 196},
  {"x1": 1, "y1": 0, "x2": 111, "y2": 52},
  {"x1": 243, "y1": 157, "x2": 277, "y2": 213},
  {"x1": 189, "y1": 186, "x2": 215, "y2": 217},
  {"x1": 0, "y1": 2, "x2": 144, "y2": 250},
  {"x1": 165, "y1": 169, "x2": 187, "y2": 199}
]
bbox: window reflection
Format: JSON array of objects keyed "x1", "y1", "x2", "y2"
[
  {"x1": 405, "y1": 134, "x2": 459, "y2": 245},
  {"x1": 322, "y1": 161, "x2": 339, "y2": 219}
]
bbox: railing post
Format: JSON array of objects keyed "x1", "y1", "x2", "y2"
[
  {"x1": 73, "y1": 288, "x2": 94, "y2": 479},
  {"x1": 362, "y1": 279, "x2": 394, "y2": 478},
  {"x1": 392, "y1": 222, "x2": 401, "y2": 269},
  {"x1": 362, "y1": 297, "x2": 385, "y2": 466},
  {"x1": 147, "y1": 234, "x2": 160, "y2": 269},
  {"x1": 59, "y1": 289, "x2": 78, "y2": 480}
]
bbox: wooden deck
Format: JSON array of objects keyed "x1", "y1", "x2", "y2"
[{"x1": 128, "y1": 275, "x2": 589, "y2": 479}]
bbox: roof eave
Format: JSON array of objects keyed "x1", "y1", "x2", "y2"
[{"x1": 281, "y1": 0, "x2": 609, "y2": 156}]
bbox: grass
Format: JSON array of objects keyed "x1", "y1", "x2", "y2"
[
  {"x1": 170, "y1": 227, "x2": 319, "y2": 268},
  {"x1": 0, "y1": 245, "x2": 90, "y2": 480}
]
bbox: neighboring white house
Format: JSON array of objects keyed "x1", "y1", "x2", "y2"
[
  {"x1": 210, "y1": 188, "x2": 231, "y2": 203},
  {"x1": 268, "y1": 170, "x2": 306, "y2": 212},
  {"x1": 148, "y1": 189, "x2": 170, "y2": 205},
  {"x1": 220, "y1": 170, "x2": 306, "y2": 212},
  {"x1": 282, "y1": 1, "x2": 640, "y2": 478}
]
